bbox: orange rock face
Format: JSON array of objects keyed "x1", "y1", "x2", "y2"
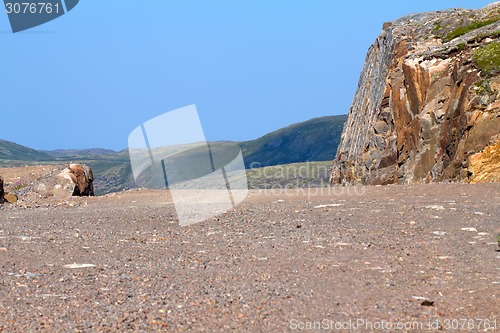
[
  {"x1": 332, "y1": 4, "x2": 500, "y2": 185},
  {"x1": 468, "y1": 142, "x2": 500, "y2": 183}
]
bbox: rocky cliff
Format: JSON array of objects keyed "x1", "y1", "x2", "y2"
[{"x1": 331, "y1": 3, "x2": 500, "y2": 185}]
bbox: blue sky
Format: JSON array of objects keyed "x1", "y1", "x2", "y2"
[{"x1": 0, "y1": 1, "x2": 495, "y2": 150}]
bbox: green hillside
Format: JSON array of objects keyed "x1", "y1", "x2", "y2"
[
  {"x1": 240, "y1": 115, "x2": 347, "y2": 168},
  {"x1": 0, "y1": 140, "x2": 52, "y2": 162}
]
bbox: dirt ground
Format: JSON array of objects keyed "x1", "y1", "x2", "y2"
[{"x1": 0, "y1": 182, "x2": 499, "y2": 332}]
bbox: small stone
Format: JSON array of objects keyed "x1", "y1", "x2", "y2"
[
  {"x1": 420, "y1": 300, "x2": 434, "y2": 306},
  {"x1": 4, "y1": 193, "x2": 18, "y2": 204}
]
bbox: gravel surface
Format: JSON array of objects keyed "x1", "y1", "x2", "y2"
[{"x1": 0, "y1": 183, "x2": 499, "y2": 332}]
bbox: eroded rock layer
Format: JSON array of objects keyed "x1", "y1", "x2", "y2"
[{"x1": 332, "y1": 3, "x2": 500, "y2": 185}]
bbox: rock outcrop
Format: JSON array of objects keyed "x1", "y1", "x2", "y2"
[
  {"x1": 0, "y1": 176, "x2": 4, "y2": 203},
  {"x1": 0, "y1": 164, "x2": 95, "y2": 207},
  {"x1": 331, "y1": 3, "x2": 500, "y2": 185}
]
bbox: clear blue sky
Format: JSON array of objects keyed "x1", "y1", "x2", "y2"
[{"x1": 0, "y1": 1, "x2": 495, "y2": 151}]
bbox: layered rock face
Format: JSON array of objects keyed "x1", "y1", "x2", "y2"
[{"x1": 331, "y1": 3, "x2": 500, "y2": 185}]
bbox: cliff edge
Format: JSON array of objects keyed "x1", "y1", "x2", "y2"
[{"x1": 331, "y1": 3, "x2": 500, "y2": 185}]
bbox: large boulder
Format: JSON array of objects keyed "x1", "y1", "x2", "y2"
[
  {"x1": 59, "y1": 164, "x2": 95, "y2": 196},
  {"x1": 0, "y1": 176, "x2": 4, "y2": 203}
]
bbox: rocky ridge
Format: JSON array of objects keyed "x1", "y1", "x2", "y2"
[{"x1": 331, "y1": 3, "x2": 500, "y2": 185}]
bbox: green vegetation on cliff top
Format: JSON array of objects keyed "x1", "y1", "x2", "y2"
[
  {"x1": 444, "y1": 17, "x2": 500, "y2": 42},
  {"x1": 474, "y1": 41, "x2": 500, "y2": 73}
]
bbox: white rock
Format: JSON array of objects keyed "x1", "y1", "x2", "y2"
[
  {"x1": 411, "y1": 296, "x2": 427, "y2": 300},
  {"x1": 314, "y1": 204, "x2": 343, "y2": 209},
  {"x1": 461, "y1": 228, "x2": 478, "y2": 232},
  {"x1": 423, "y1": 205, "x2": 445, "y2": 210},
  {"x1": 63, "y1": 264, "x2": 96, "y2": 269}
]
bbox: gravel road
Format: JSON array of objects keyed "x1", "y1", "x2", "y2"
[{"x1": 1, "y1": 183, "x2": 499, "y2": 332}]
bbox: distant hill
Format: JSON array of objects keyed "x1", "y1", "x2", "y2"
[
  {"x1": 43, "y1": 148, "x2": 117, "y2": 158},
  {"x1": 0, "y1": 115, "x2": 347, "y2": 194},
  {"x1": 0, "y1": 140, "x2": 52, "y2": 161},
  {"x1": 240, "y1": 115, "x2": 347, "y2": 168}
]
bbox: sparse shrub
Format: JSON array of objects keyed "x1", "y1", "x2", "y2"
[
  {"x1": 13, "y1": 177, "x2": 27, "y2": 190},
  {"x1": 473, "y1": 41, "x2": 500, "y2": 73},
  {"x1": 473, "y1": 78, "x2": 495, "y2": 95},
  {"x1": 444, "y1": 18, "x2": 500, "y2": 42},
  {"x1": 432, "y1": 21, "x2": 443, "y2": 38}
]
